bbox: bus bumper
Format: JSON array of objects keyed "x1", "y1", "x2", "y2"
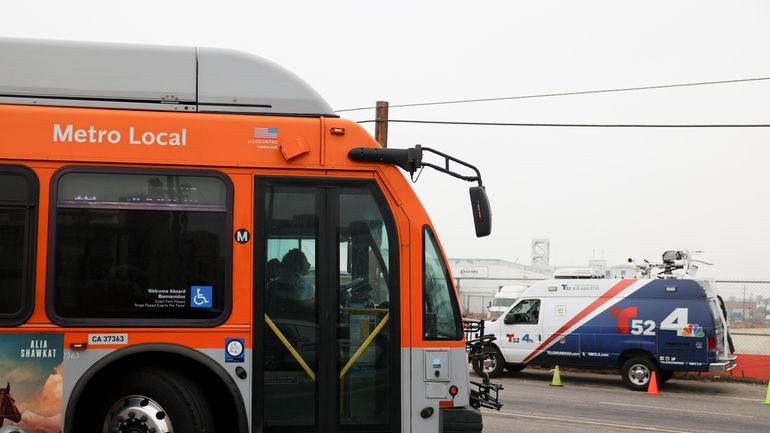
[
  {"x1": 709, "y1": 355, "x2": 738, "y2": 373},
  {"x1": 440, "y1": 406, "x2": 482, "y2": 433}
]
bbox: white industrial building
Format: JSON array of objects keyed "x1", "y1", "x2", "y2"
[{"x1": 448, "y1": 258, "x2": 549, "y2": 316}]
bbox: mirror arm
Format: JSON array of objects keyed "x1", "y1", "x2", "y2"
[
  {"x1": 349, "y1": 144, "x2": 492, "y2": 237},
  {"x1": 420, "y1": 161, "x2": 480, "y2": 184},
  {"x1": 419, "y1": 146, "x2": 484, "y2": 187},
  {"x1": 348, "y1": 145, "x2": 483, "y2": 187}
]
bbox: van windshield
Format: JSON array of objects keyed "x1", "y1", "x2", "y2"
[{"x1": 491, "y1": 298, "x2": 515, "y2": 307}]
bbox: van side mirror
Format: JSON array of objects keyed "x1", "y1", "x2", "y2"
[
  {"x1": 503, "y1": 312, "x2": 515, "y2": 325},
  {"x1": 469, "y1": 186, "x2": 491, "y2": 237}
]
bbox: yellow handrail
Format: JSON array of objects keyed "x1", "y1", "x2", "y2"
[
  {"x1": 341, "y1": 307, "x2": 389, "y2": 314},
  {"x1": 264, "y1": 313, "x2": 316, "y2": 382},
  {"x1": 339, "y1": 313, "x2": 390, "y2": 380}
]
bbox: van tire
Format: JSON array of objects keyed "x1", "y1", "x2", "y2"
[
  {"x1": 505, "y1": 363, "x2": 526, "y2": 373},
  {"x1": 472, "y1": 346, "x2": 505, "y2": 378},
  {"x1": 621, "y1": 357, "x2": 658, "y2": 391}
]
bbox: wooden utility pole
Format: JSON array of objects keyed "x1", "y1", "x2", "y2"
[{"x1": 375, "y1": 100, "x2": 389, "y2": 147}]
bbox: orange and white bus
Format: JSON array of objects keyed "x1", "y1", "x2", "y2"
[{"x1": 0, "y1": 38, "x2": 492, "y2": 433}]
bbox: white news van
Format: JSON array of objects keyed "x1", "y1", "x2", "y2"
[{"x1": 473, "y1": 276, "x2": 736, "y2": 390}]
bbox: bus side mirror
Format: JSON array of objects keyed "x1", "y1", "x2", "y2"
[{"x1": 469, "y1": 186, "x2": 492, "y2": 237}]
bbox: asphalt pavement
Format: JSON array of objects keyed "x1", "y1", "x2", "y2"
[{"x1": 478, "y1": 367, "x2": 770, "y2": 433}]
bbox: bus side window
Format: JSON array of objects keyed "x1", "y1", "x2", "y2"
[
  {"x1": 49, "y1": 170, "x2": 231, "y2": 324},
  {"x1": 0, "y1": 167, "x2": 37, "y2": 326}
]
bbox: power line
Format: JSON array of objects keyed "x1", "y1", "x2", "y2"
[
  {"x1": 357, "y1": 119, "x2": 770, "y2": 128},
  {"x1": 336, "y1": 77, "x2": 770, "y2": 113}
]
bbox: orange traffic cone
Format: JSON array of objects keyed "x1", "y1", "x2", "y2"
[{"x1": 646, "y1": 370, "x2": 660, "y2": 395}]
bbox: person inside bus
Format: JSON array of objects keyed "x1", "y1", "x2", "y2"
[
  {"x1": 266, "y1": 258, "x2": 281, "y2": 283},
  {"x1": 278, "y1": 249, "x2": 315, "y2": 305}
]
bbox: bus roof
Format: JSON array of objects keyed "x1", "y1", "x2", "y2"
[{"x1": 0, "y1": 38, "x2": 335, "y2": 116}]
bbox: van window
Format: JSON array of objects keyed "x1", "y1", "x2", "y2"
[
  {"x1": 505, "y1": 299, "x2": 541, "y2": 324},
  {"x1": 709, "y1": 300, "x2": 725, "y2": 330},
  {"x1": 49, "y1": 170, "x2": 231, "y2": 324},
  {"x1": 423, "y1": 227, "x2": 462, "y2": 340},
  {"x1": 0, "y1": 167, "x2": 37, "y2": 325}
]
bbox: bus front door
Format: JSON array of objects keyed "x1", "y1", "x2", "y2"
[{"x1": 254, "y1": 179, "x2": 399, "y2": 433}]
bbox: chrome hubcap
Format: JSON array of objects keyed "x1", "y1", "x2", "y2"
[
  {"x1": 482, "y1": 355, "x2": 498, "y2": 373},
  {"x1": 103, "y1": 395, "x2": 173, "y2": 433},
  {"x1": 628, "y1": 364, "x2": 650, "y2": 386}
]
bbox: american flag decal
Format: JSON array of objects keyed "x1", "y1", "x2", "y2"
[{"x1": 254, "y1": 127, "x2": 278, "y2": 139}]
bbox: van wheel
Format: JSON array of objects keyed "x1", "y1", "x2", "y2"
[
  {"x1": 658, "y1": 369, "x2": 674, "y2": 383},
  {"x1": 505, "y1": 363, "x2": 526, "y2": 373},
  {"x1": 472, "y1": 346, "x2": 505, "y2": 378},
  {"x1": 78, "y1": 367, "x2": 216, "y2": 432},
  {"x1": 621, "y1": 357, "x2": 657, "y2": 391}
]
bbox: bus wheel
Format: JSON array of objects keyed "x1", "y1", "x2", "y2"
[
  {"x1": 621, "y1": 357, "x2": 657, "y2": 391},
  {"x1": 472, "y1": 346, "x2": 505, "y2": 378},
  {"x1": 94, "y1": 367, "x2": 215, "y2": 433}
]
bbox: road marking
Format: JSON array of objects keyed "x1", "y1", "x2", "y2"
[
  {"x1": 482, "y1": 410, "x2": 694, "y2": 433},
  {"x1": 709, "y1": 395, "x2": 764, "y2": 403},
  {"x1": 641, "y1": 392, "x2": 762, "y2": 403},
  {"x1": 599, "y1": 401, "x2": 755, "y2": 418}
]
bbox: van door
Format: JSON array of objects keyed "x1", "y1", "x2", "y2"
[
  {"x1": 498, "y1": 298, "x2": 543, "y2": 363},
  {"x1": 716, "y1": 295, "x2": 735, "y2": 353},
  {"x1": 656, "y1": 305, "x2": 708, "y2": 369}
]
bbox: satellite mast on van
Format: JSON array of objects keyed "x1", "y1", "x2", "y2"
[{"x1": 628, "y1": 250, "x2": 713, "y2": 279}]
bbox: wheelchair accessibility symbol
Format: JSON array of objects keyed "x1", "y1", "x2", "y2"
[{"x1": 190, "y1": 286, "x2": 213, "y2": 308}]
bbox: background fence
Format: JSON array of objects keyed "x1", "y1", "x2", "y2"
[{"x1": 714, "y1": 280, "x2": 770, "y2": 355}]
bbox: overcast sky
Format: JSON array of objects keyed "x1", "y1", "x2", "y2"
[{"x1": 3, "y1": 1, "x2": 770, "y2": 279}]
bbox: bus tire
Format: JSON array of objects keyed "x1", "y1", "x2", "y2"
[
  {"x1": 472, "y1": 346, "x2": 505, "y2": 378},
  {"x1": 84, "y1": 367, "x2": 216, "y2": 433},
  {"x1": 504, "y1": 363, "x2": 526, "y2": 373},
  {"x1": 620, "y1": 356, "x2": 657, "y2": 391}
]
